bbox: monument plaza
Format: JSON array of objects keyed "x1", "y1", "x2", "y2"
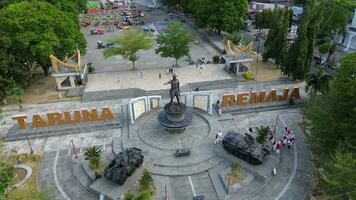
[{"x1": 0, "y1": 1, "x2": 312, "y2": 200}]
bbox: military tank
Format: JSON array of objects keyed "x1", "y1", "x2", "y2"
[
  {"x1": 222, "y1": 131, "x2": 270, "y2": 165},
  {"x1": 104, "y1": 147, "x2": 144, "y2": 185}
]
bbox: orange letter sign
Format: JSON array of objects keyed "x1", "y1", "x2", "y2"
[
  {"x1": 101, "y1": 107, "x2": 114, "y2": 121},
  {"x1": 12, "y1": 115, "x2": 27, "y2": 129}
]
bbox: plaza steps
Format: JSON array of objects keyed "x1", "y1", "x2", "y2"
[
  {"x1": 149, "y1": 156, "x2": 224, "y2": 176},
  {"x1": 82, "y1": 79, "x2": 236, "y2": 102},
  {"x1": 73, "y1": 162, "x2": 98, "y2": 196}
]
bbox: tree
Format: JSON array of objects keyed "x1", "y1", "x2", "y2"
[
  {"x1": 84, "y1": 146, "x2": 102, "y2": 169},
  {"x1": 0, "y1": 1, "x2": 86, "y2": 75},
  {"x1": 262, "y1": 8, "x2": 290, "y2": 67},
  {"x1": 304, "y1": 3, "x2": 322, "y2": 74},
  {"x1": 305, "y1": 68, "x2": 332, "y2": 94},
  {"x1": 0, "y1": 162, "x2": 14, "y2": 198},
  {"x1": 318, "y1": 149, "x2": 356, "y2": 198},
  {"x1": 206, "y1": 0, "x2": 248, "y2": 35},
  {"x1": 303, "y1": 52, "x2": 356, "y2": 161},
  {"x1": 255, "y1": 126, "x2": 271, "y2": 145},
  {"x1": 255, "y1": 9, "x2": 275, "y2": 29},
  {"x1": 283, "y1": 2, "x2": 320, "y2": 80},
  {"x1": 156, "y1": 23, "x2": 194, "y2": 67},
  {"x1": 219, "y1": 1, "x2": 246, "y2": 34},
  {"x1": 317, "y1": 0, "x2": 355, "y2": 39},
  {"x1": 139, "y1": 169, "x2": 154, "y2": 192},
  {"x1": 0, "y1": 36, "x2": 31, "y2": 102},
  {"x1": 103, "y1": 28, "x2": 152, "y2": 70},
  {"x1": 6, "y1": 85, "x2": 24, "y2": 111}
]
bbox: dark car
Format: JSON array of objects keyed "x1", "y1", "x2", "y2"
[
  {"x1": 104, "y1": 147, "x2": 144, "y2": 185},
  {"x1": 222, "y1": 131, "x2": 270, "y2": 165}
]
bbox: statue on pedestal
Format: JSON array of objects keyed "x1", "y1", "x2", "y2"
[
  {"x1": 164, "y1": 74, "x2": 180, "y2": 104},
  {"x1": 158, "y1": 73, "x2": 193, "y2": 133}
]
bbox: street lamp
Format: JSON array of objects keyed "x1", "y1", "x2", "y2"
[
  {"x1": 256, "y1": 36, "x2": 261, "y2": 63},
  {"x1": 255, "y1": 36, "x2": 261, "y2": 78}
]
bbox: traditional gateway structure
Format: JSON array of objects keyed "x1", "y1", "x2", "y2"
[
  {"x1": 50, "y1": 50, "x2": 88, "y2": 91},
  {"x1": 222, "y1": 40, "x2": 254, "y2": 75}
]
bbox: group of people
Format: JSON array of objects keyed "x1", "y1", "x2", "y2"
[
  {"x1": 270, "y1": 127, "x2": 296, "y2": 154},
  {"x1": 166, "y1": 68, "x2": 174, "y2": 74}
]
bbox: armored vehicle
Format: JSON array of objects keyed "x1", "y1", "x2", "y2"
[
  {"x1": 222, "y1": 131, "x2": 270, "y2": 165},
  {"x1": 104, "y1": 147, "x2": 144, "y2": 185}
]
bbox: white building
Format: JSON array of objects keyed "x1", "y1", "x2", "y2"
[
  {"x1": 338, "y1": 9, "x2": 356, "y2": 51},
  {"x1": 341, "y1": 9, "x2": 356, "y2": 51}
]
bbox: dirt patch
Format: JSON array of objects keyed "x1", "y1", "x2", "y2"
[
  {"x1": 225, "y1": 170, "x2": 247, "y2": 185},
  {"x1": 246, "y1": 57, "x2": 282, "y2": 82},
  {"x1": 4, "y1": 74, "x2": 80, "y2": 105},
  {"x1": 12, "y1": 168, "x2": 27, "y2": 185}
]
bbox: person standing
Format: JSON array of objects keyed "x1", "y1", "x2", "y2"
[
  {"x1": 159, "y1": 73, "x2": 162, "y2": 79},
  {"x1": 215, "y1": 130, "x2": 223, "y2": 144},
  {"x1": 276, "y1": 141, "x2": 282, "y2": 154},
  {"x1": 140, "y1": 71, "x2": 143, "y2": 79}
]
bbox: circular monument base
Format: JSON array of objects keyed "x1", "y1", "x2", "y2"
[
  {"x1": 158, "y1": 110, "x2": 193, "y2": 134},
  {"x1": 157, "y1": 103, "x2": 193, "y2": 134}
]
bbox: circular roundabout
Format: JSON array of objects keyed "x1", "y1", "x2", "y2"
[{"x1": 138, "y1": 110, "x2": 211, "y2": 151}]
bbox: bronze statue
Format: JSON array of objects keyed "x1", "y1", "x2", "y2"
[{"x1": 164, "y1": 74, "x2": 180, "y2": 104}]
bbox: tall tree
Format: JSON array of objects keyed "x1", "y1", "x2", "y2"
[
  {"x1": 263, "y1": 8, "x2": 290, "y2": 67},
  {"x1": 303, "y1": 52, "x2": 356, "y2": 160},
  {"x1": 103, "y1": 28, "x2": 152, "y2": 70},
  {"x1": 255, "y1": 9, "x2": 275, "y2": 29},
  {"x1": 284, "y1": 2, "x2": 320, "y2": 80},
  {"x1": 305, "y1": 2, "x2": 321, "y2": 74},
  {"x1": 0, "y1": 1, "x2": 86, "y2": 75},
  {"x1": 156, "y1": 23, "x2": 194, "y2": 67}
]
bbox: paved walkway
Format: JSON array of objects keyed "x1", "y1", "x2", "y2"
[{"x1": 85, "y1": 64, "x2": 230, "y2": 91}]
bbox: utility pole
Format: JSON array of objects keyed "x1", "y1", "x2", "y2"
[
  {"x1": 273, "y1": 115, "x2": 280, "y2": 134},
  {"x1": 71, "y1": 139, "x2": 78, "y2": 159},
  {"x1": 164, "y1": 185, "x2": 168, "y2": 200},
  {"x1": 256, "y1": 36, "x2": 261, "y2": 79},
  {"x1": 26, "y1": 136, "x2": 33, "y2": 154}
]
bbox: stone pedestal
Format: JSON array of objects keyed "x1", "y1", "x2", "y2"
[{"x1": 157, "y1": 103, "x2": 193, "y2": 133}]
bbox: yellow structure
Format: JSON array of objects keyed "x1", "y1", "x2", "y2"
[
  {"x1": 226, "y1": 40, "x2": 254, "y2": 60},
  {"x1": 50, "y1": 50, "x2": 87, "y2": 91},
  {"x1": 223, "y1": 40, "x2": 254, "y2": 75},
  {"x1": 50, "y1": 50, "x2": 81, "y2": 73}
]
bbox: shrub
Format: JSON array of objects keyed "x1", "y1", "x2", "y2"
[
  {"x1": 87, "y1": 63, "x2": 95, "y2": 73},
  {"x1": 0, "y1": 162, "x2": 14, "y2": 197},
  {"x1": 139, "y1": 169, "x2": 154, "y2": 192},
  {"x1": 124, "y1": 192, "x2": 135, "y2": 200},
  {"x1": 84, "y1": 146, "x2": 102, "y2": 170},
  {"x1": 243, "y1": 71, "x2": 254, "y2": 80},
  {"x1": 212, "y1": 55, "x2": 220, "y2": 64},
  {"x1": 231, "y1": 162, "x2": 240, "y2": 173}
]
